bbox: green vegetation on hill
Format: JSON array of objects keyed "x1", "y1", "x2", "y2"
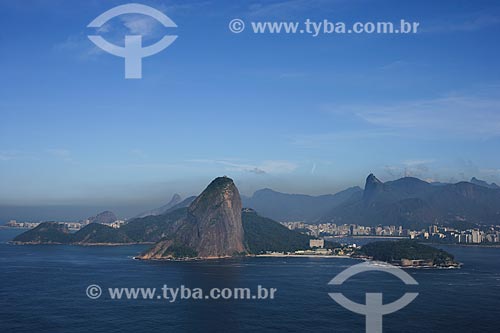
[
  {"x1": 162, "y1": 243, "x2": 198, "y2": 258},
  {"x1": 13, "y1": 222, "x2": 71, "y2": 244},
  {"x1": 242, "y1": 210, "x2": 312, "y2": 254},
  {"x1": 121, "y1": 208, "x2": 187, "y2": 242},
  {"x1": 14, "y1": 209, "x2": 327, "y2": 255},
  {"x1": 72, "y1": 223, "x2": 132, "y2": 244},
  {"x1": 357, "y1": 240, "x2": 457, "y2": 266}
]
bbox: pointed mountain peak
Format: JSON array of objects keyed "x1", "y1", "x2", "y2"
[
  {"x1": 363, "y1": 174, "x2": 383, "y2": 202},
  {"x1": 366, "y1": 173, "x2": 382, "y2": 186},
  {"x1": 168, "y1": 193, "x2": 182, "y2": 205}
]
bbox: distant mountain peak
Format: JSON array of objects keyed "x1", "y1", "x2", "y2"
[
  {"x1": 254, "y1": 188, "x2": 277, "y2": 195},
  {"x1": 133, "y1": 193, "x2": 183, "y2": 218},
  {"x1": 364, "y1": 174, "x2": 384, "y2": 202},
  {"x1": 88, "y1": 211, "x2": 117, "y2": 224},
  {"x1": 366, "y1": 173, "x2": 383, "y2": 185},
  {"x1": 470, "y1": 177, "x2": 500, "y2": 190},
  {"x1": 170, "y1": 193, "x2": 182, "y2": 202}
]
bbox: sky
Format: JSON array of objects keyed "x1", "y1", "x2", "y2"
[{"x1": 1, "y1": 0, "x2": 500, "y2": 220}]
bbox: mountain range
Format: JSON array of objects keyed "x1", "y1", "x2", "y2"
[
  {"x1": 470, "y1": 177, "x2": 500, "y2": 190},
  {"x1": 321, "y1": 174, "x2": 500, "y2": 229},
  {"x1": 88, "y1": 175, "x2": 497, "y2": 229},
  {"x1": 13, "y1": 177, "x2": 313, "y2": 259},
  {"x1": 125, "y1": 174, "x2": 500, "y2": 229},
  {"x1": 241, "y1": 186, "x2": 362, "y2": 223},
  {"x1": 11, "y1": 174, "x2": 500, "y2": 257}
]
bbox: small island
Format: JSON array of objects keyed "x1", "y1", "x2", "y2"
[{"x1": 354, "y1": 240, "x2": 460, "y2": 268}]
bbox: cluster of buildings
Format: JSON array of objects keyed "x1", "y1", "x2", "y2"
[
  {"x1": 5, "y1": 220, "x2": 44, "y2": 229},
  {"x1": 5, "y1": 219, "x2": 126, "y2": 230},
  {"x1": 262, "y1": 238, "x2": 358, "y2": 257},
  {"x1": 421, "y1": 225, "x2": 500, "y2": 244},
  {"x1": 281, "y1": 221, "x2": 407, "y2": 237},
  {"x1": 281, "y1": 221, "x2": 500, "y2": 244}
]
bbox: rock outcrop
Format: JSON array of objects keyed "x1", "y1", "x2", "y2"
[
  {"x1": 363, "y1": 173, "x2": 384, "y2": 203},
  {"x1": 138, "y1": 176, "x2": 246, "y2": 259}
]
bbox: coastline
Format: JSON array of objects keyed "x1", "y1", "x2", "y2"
[
  {"x1": 254, "y1": 254, "x2": 352, "y2": 259},
  {"x1": 9, "y1": 241, "x2": 154, "y2": 246},
  {"x1": 328, "y1": 236, "x2": 408, "y2": 240},
  {"x1": 423, "y1": 242, "x2": 500, "y2": 249}
]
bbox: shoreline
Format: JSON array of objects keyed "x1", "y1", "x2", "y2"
[
  {"x1": 132, "y1": 254, "x2": 354, "y2": 262},
  {"x1": 9, "y1": 241, "x2": 154, "y2": 246},
  {"x1": 133, "y1": 254, "x2": 460, "y2": 268},
  {"x1": 254, "y1": 254, "x2": 352, "y2": 259},
  {"x1": 328, "y1": 236, "x2": 408, "y2": 239},
  {"x1": 423, "y1": 242, "x2": 500, "y2": 248}
]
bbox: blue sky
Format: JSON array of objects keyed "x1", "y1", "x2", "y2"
[{"x1": 1, "y1": 0, "x2": 500, "y2": 218}]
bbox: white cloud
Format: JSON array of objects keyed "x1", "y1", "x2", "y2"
[
  {"x1": 53, "y1": 34, "x2": 103, "y2": 60},
  {"x1": 121, "y1": 15, "x2": 158, "y2": 36},
  {"x1": 310, "y1": 162, "x2": 317, "y2": 175},
  {"x1": 0, "y1": 152, "x2": 15, "y2": 161},
  {"x1": 189, "y1": 159, "x2": 298, "y2": 175},
  {"x1": 292, "y1": 129, "x2": 396, "y2": 147},
  {"x1": 403, "y1": 159, "x2": 435, "y2": 167},
  {"x1": 47, "y1": 148, "x2": 72, "y2": 161},
  {"x1": 384, "y1": 159, "x2": 435, "y2": 179},
  {"x1": 247, "y1": 0, "x2": 338, "y2": 18},
  {"x1": 424, "y1": 13, "x2": 500, "y2": 33},
  {"x1": 129, "y1": 149, "x2": 147, "y2": 159},
  {"x1": 0, "y1": 150, "x2": 33, "y2": 161},
  {"x1": 329, "y1": 89, "x2": 500, "y2": 139}
]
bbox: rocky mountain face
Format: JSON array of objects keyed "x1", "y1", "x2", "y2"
[
  {"x1": 138, "y1": 177, "x2": 246, "y2": 259},
  {"x1": 363, "y1": 173, "x2": 384, "y2": 203},
  {"x1": 242, "y1": 186, "x2": 362, "y2": 222},
  {"x1": 87, "y1": 211, "x2": 117, "y2": 224},
  {"x1": 186, "y1": 176, "x2": 246, "y2": 256},
  {"x1": 322, "y1": 174, "x2": 500, "y2": 228}
]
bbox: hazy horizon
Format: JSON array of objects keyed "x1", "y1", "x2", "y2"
[{"x1": 1, "y1": 171, "x2": 496, "y2": 223}]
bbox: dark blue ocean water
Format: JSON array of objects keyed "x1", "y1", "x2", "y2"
[{"x1": 1, "y1": 228, "x2": 499, "y2": 332}]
